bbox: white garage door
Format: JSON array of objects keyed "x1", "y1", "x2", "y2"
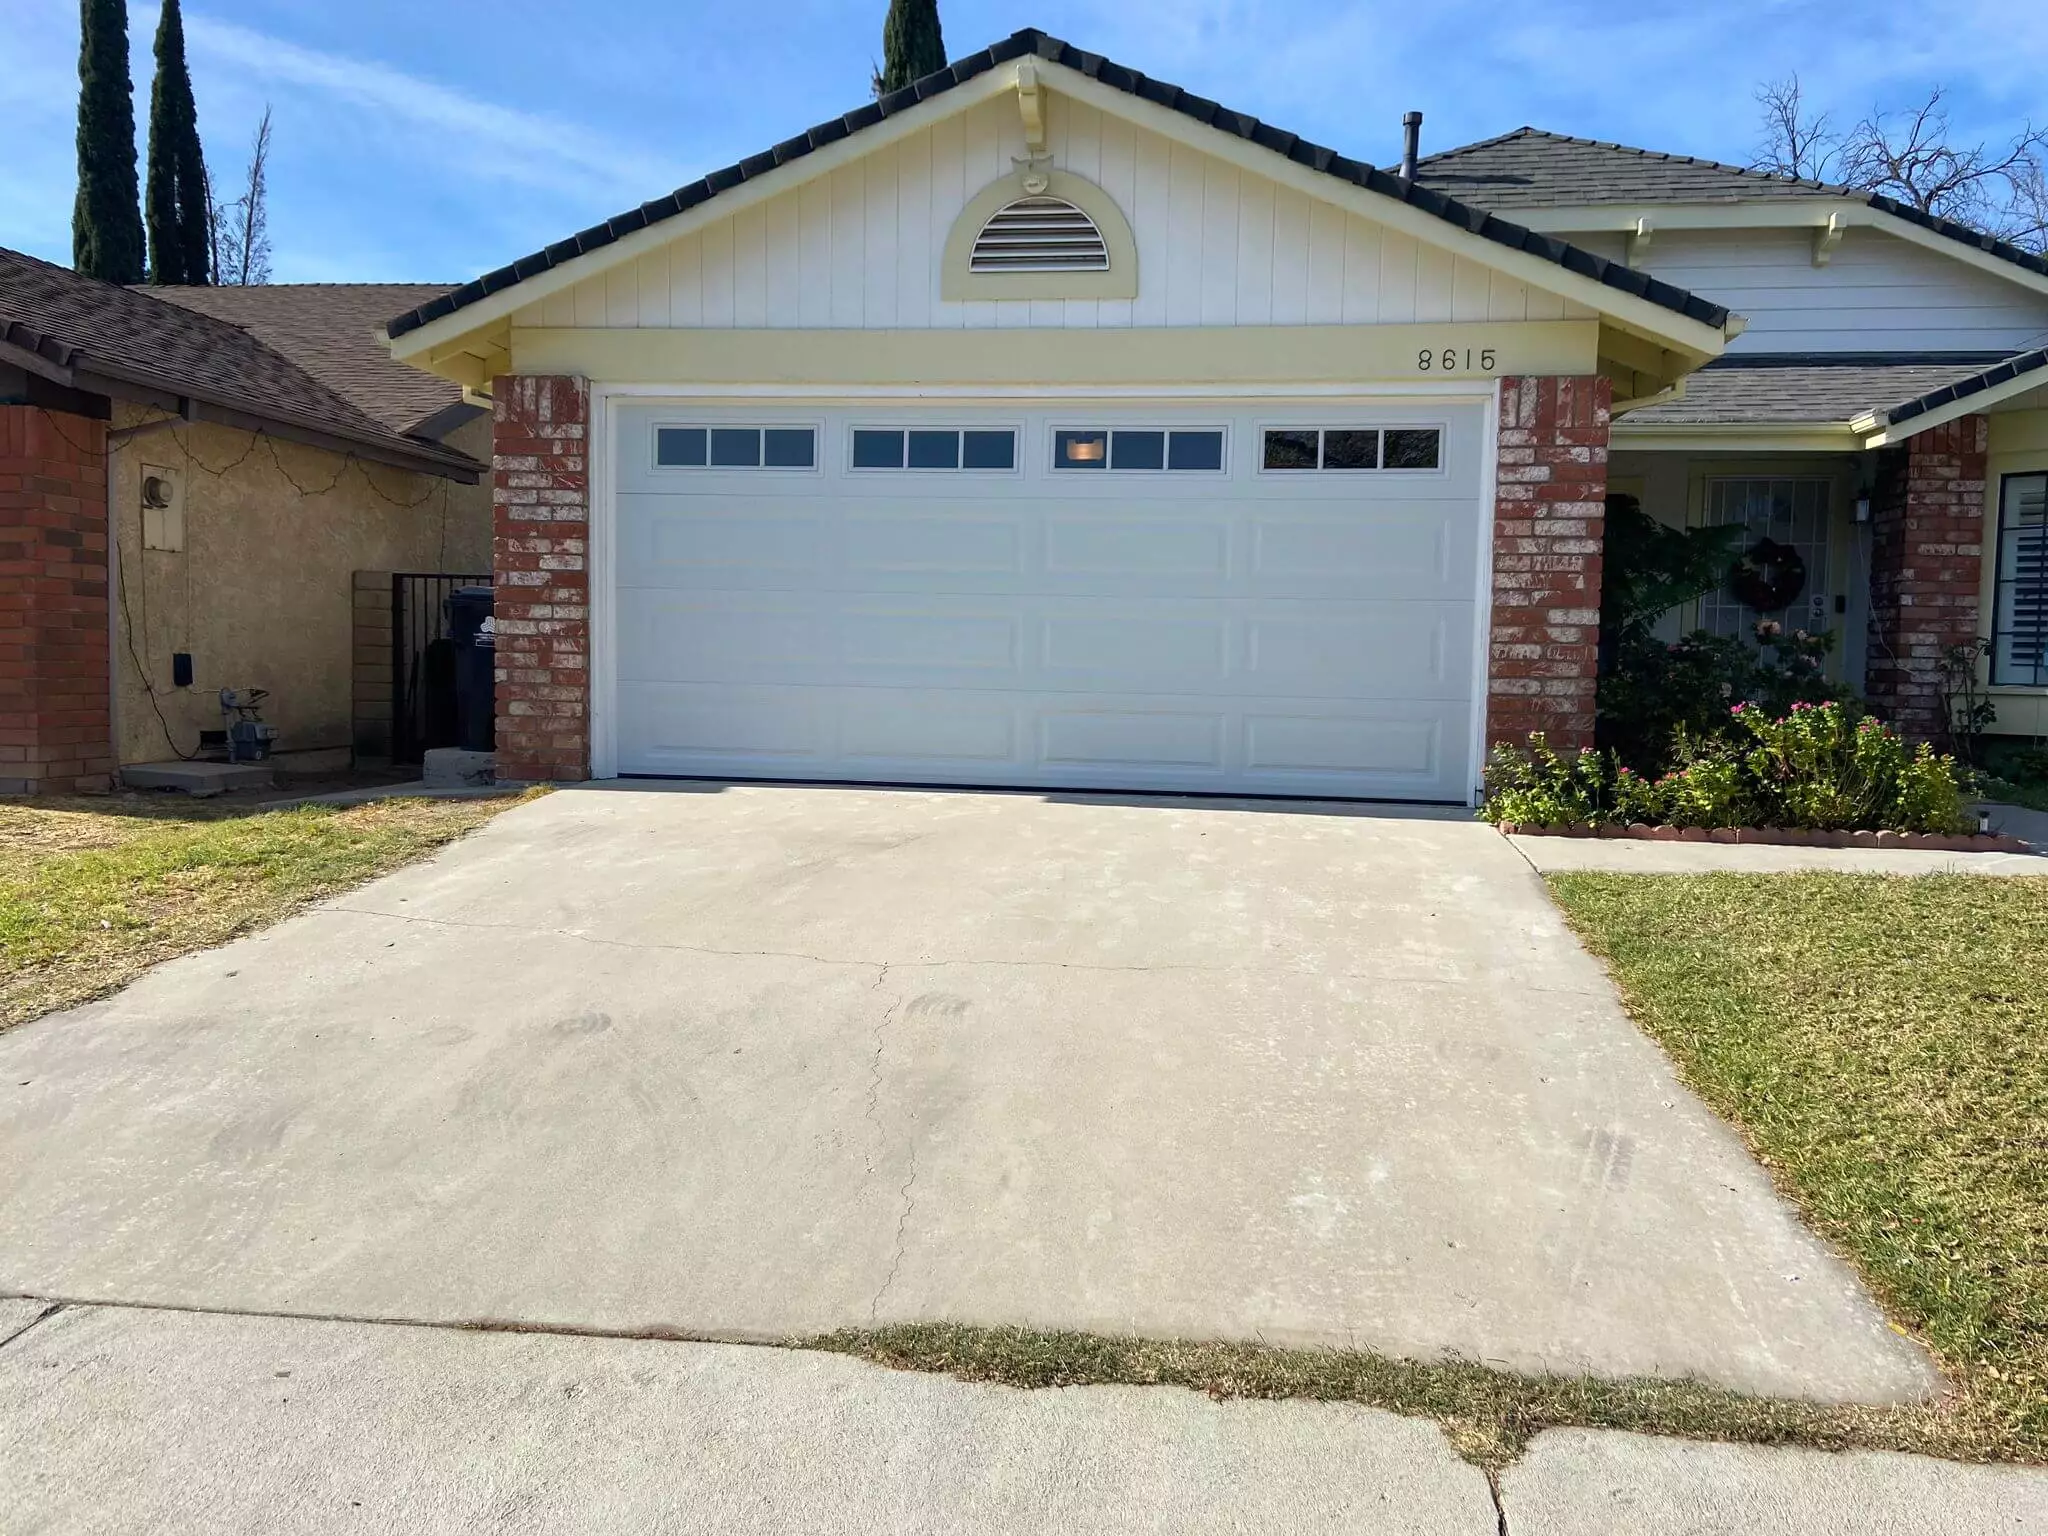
[{"x1": 610, "y1": 400, "x2": 1486, "y2": 801}]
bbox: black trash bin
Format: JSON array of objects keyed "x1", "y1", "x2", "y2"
[{"x1": 444, "y1": 585, "x2": 496, "y2": 753}]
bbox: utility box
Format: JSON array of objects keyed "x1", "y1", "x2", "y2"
[{"x1": 140, "y1": 464, "x2": 184, "y2": 551}]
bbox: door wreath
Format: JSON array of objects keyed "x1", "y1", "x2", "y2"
[{"x1": 1727, "y1": 537, "x2": 1807, "y2": 613}]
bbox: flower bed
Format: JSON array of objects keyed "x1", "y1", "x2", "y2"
[
  {"x1": 1495, "y1": 821, "x2": 2028, "y2": 853},
  {"x1": 1481, "y1": 702, "x2": 1979, "y2": 838}
]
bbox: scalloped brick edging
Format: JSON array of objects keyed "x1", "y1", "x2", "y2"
[{"x1": 1496, "y1": 822, "x2": 2032, "y2": 854}]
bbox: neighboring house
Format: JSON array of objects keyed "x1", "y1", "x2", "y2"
[
  {"x1": 1414, "y1": 129, "x2": 2048, "y2": 742},
  {"x1": 386, "y1": 28, "x2": 1738, "y2": 803},
  {"x1": 0, "y1": 248, "x2": 491, "y2": 792}
]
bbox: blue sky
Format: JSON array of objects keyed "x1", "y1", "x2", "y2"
[{"x1": 4, "y1": 0, "x2": 2044, "y2": 283}]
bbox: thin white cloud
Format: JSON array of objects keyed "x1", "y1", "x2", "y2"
[{"x1": 173, "y1": 10, "x2": 686, "y2": 206}]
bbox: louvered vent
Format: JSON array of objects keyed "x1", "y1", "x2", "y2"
[{"x1": 969, "y1": 196, "x2": 1110, "y2": 273}]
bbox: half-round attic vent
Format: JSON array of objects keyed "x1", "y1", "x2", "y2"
[{"x1": 968, "y1": 196, "x2": 1111, "y2": 273}]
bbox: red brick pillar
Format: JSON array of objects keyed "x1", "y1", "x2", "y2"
[
  {"x1": 491, "y1": 376, "x2": 590, "y2": 782},
  {"x1": 0, "y1": 405, "x2": 112, "y2": 793},
  {"x1": 1865, "y1": 415, "x2": 1988, "y2": 742},
  {"x1": 1487, "y1": 376, "x2": 1611, "y2": 750}
]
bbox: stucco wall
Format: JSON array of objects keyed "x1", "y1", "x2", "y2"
[{"x1": 110, "y1": 404, "x2": 491, "y2": 768}]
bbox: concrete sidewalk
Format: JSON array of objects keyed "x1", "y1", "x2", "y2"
[{"x1": 1, "y1": 1303, "x2": 2038, "y2": 1535}]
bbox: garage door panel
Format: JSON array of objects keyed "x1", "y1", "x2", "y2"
[
  {"x1": 1250, "y1": 511, "x2": 1471, "y2": 599},
  {"x1": 610, "y1": 401, "x2": 1485, "y2": 801},
  {"x1": 1244, "y1": 604, "x2": 1472, "y2": 699},
  {"x1": 1042, "y1": 516, "x2": 1231, "y2": 582},
  {"x1": 1039, "y1": 709, "x2": 1225, "y2": 770},
  {"x1": 1244, "y1": 711, "x2": 1443, "y2": 777},
  {"x1": 1040, "y1": 613, "x2": 1228, "y2": 691}
]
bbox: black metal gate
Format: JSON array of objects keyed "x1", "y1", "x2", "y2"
[{"x1": 391, "y1": 572, "x2": 489, "y2": 764}]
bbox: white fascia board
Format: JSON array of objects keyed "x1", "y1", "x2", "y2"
[
  {"x1": 1041, "y1": 66, "x2": 1732, "y2": 360},
  {"x1": 387, "y1": 67, "x2": 1018, "y2": 366},
  {"x1": 1516, "y1": 200, "x2": 2048, "y2": 301}
]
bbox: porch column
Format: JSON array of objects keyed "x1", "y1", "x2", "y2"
[
  {"x1": 0, "y1": 405, "x2": 113, "y2": 793},
  {"x1": 1487, "y1": 375, "x2": 1611, "y2": 751},
  {"x1": 1864, "y1": 415, "x2": 1989, "y2": 742},
  {"x1": 490, "y1": 375, "x2": 591, "y2": 782}
]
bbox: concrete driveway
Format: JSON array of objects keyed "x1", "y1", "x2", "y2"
[{"x1": 0, "y1": 783, "x2": 1932, "y2": 1401}]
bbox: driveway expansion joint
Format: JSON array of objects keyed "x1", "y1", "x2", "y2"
[{"x1": 0, "y1": 1298, "x2": 63, "y2": 1352}]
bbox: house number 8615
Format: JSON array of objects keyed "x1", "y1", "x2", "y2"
[{"x1": 1417, "y1": 348, "x2": 1497, "y2": 372}]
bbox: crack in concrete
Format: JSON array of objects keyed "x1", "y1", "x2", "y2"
[
  {"x1": 871, "y1": 1134, "x2": 920, "y2": 1324},
  {"x1": 318, "y1": 906, "x2": 1607, "y2": 997},
  {"x1": 1487, "y1": 1468, "x2": 1510, "y2": 1535},
  {"x1": 0, "y1": 1300, "x2": 63, "y2": 1353}
]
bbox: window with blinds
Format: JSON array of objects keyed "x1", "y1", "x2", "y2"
[
  {"x1": 968, "y1": 196, "x2": 1110, "y2": 273},
  {"x1": 1993, "y1": 472, "x2": 2048, "y2": 686}
]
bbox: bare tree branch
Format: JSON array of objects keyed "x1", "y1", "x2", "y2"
[
  {"x1": 208, "y1": 105, "x2": 273, "y2": 285},
  {"x1": 1836, "y1": 87, "x2": 2048, "y2": 248},
  {"x1": 1751, "y1": 75, "x2": 1840, "y2": 182}
]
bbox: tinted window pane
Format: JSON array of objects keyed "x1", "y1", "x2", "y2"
[
  {"x1": 655, "y1": 427, "x2": 707, "y2": 466},
  {"x1": 1383, "y1": 428, "x2": 1441, "y2": 469},
  {"x1": 852, "y1": 429, "x2": 904, "y2": 469},
  {"x1": 1322, "y1": 430, "x2": 1379, "y2": 470},
  {"x1": 1262, "y1": 429, "x2": 1319, "y2": 470},
  {"x1": 962, "y1": 430, "x2": 1016, "y2": 470},
  {"x1": 1168, "y1": 430, "x2": 1224, "y2": 471},
  {"x1": 710, "y1": 428, "x2": 761, "y2": 467},
  {"x1": 907, "y1": 429, "x2": 960, "y2": 469},
  {"x1": 1055, "y1": 430, "x2": 1109, "y2": 469},
  {"x1": 763, "y1": 428, "x2": 815, "y2": 468},
  {"x1": 1110, "y1": 429, "x2": 1165, "y2": 470}
]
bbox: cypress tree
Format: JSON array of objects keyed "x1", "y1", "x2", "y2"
[
  {"x1": 73, "y1": 0, "x2": 144, "y2": 284},
  {"x1": 146, "y1": 0, "x2": 210, "y2": 284},
  {"x1": 878, "y1": 0, "x2": 945, "y2": 95}
]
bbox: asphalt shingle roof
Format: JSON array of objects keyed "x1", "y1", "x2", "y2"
[
  {"x1": 146, "y1": 283, "x2": 465, "y2": 437},
  {"x1": 386, "y1": 27, "x2": 1730, "y2": 342},
  {"x1": 0, "y1": 247, "x2": 478, "y2": 477},
  {"x1": 1622, "y1": 351, "x2": 2048, "y2": 428},
  {"x1": 1416, "y1": 128, "x2": 2048, "y2": 284}
]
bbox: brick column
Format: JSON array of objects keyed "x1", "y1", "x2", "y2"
[
  {"x1": 1865, "y1": 415, "x2": 1988, "y2": 742},
  {"x1": 0, "y1": 405, "x2": 112, "y2": 793},
  {"x1": 491, "y1": 376, "x2": 589, "y2": 782},
  {"x1": 1487, "y1": 376, "x2": 1611, "y2": 750}
]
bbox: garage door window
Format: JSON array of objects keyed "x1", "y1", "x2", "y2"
[
  {"x1": 850, "y1": 427, "x2": 1018, "y2": 471},
  {"x1": 1261, "y1": 427, "x2": 1441, "y2": 472},
  {"x1": 655, "y1": 426, "x2": 817, "y2": 470},
  {"x1": 1053, "y1": 428, "x2": 1226, "y2": 472}
]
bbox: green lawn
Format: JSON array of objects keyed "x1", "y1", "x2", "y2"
[
  {"x1": 0, "y1": 791, "x2": 540, "y2": 1029},
  {"x1": 1545, "y1": 871, "x2": 2048, "y2": 1456}
]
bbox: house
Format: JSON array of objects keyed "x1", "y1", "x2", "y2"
[
  {"x1": 380, "y1": 27, "x2": 2045, "y2": 803},
  {"x1": 1411, "y1": 129, "x2": 2048, "y2": 744},
  {"x1": 0, "y1": 249, "x2": 493, "y2": 792}
]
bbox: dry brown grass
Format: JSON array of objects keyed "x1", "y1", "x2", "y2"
[{"x1": 0, "y1": 791, "x2": 543, "y2": 1029}]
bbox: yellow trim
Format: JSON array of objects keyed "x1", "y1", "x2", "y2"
[
  {"x1": 1860, "y1": 374, "x2": 2048, "y2": 448},
  {"x1": 939, "y1": 169, "x2": 1139, "y2": 301},
  {"x1": 1612, "y1": 422, "x2": 1860, "y2": 454},
  {"x1": 509, "y1": 321, "x2": 1600, "y2": 385}
]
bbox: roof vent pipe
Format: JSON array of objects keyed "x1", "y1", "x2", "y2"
[{"x1": 1400, "y1": 111, "x2": 1422, "y2": 182}]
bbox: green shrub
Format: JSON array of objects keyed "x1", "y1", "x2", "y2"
[
  {"x1": 1478, "y1": 734, "x2": 1612, "y2": 826},
  {"x1": 1479, "y1": 704, "x2": 1971, "y2": 834}
]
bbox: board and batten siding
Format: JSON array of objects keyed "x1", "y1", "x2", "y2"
[
  {"x1": 1566, "y1": 227, "x2": 2048, "y2": 354},
  {"x1": 516, "y1": 94, "x2": 1597, "y2": 334}
]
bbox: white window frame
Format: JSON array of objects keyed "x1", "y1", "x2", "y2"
[
  {"x1": 844, "y1": 424, "x2": 1024, "y2": 476},
  {"x1": 1991, "y1": 469, "x2": 2048, "y2": 688},
  {"x1": 1046, "y1": 424, "x2": 1232, "y2": 475},
  {"x1": 649, "y1": 421, "x2": 825, "y2": 475},
  {"x1": 1252, "y1": 422, "x2": 1451, "y2": 478}
]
